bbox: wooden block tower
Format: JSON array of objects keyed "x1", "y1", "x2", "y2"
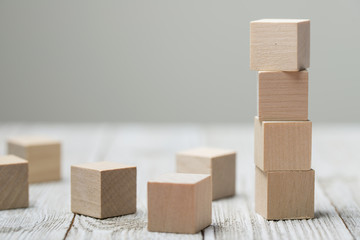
[{"x1": 250, "y1": 19, "x2": 314, "y2": 220}]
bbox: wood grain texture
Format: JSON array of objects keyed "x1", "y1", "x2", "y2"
[
  {"x1": 7, "y1": 136, "x2": 61, "y2": 183},
  {"x1": 0, "y1": 124, "x2": 358, "y2": 239},
  {"x1": 148, "y1": 173, "x2": 212, "y2": 234},
  {"x1": 255, "y1": 167, "x2": 315, "y2": 220},
  {"x1": 258, "y1": 70, "x2": 308, "y2": 121},
  {"x1": 177, "y1": 148, "x2": 236, "y2": 200},
  {"x1": 250, "y1": 19, "x2": 310, "y2": 71},
  {"x1": 254, "y1": 117, "x2": 312, "y2": 171},
  {"x1": 71, "y1": 161, "x2": 136, "y2": 219},
  {"x1": 0, "y1": 155, "x2": 28, "y2": 210},
  {"x1": 320, "y1": 178, "x2": 360, "y2": 238}
]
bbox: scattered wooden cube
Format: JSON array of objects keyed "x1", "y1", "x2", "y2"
[
  {"x1": 176, "y1": 147, "x2": 236, "y2": 200},
  {"x1": 255, "y1": 167, "x2": 315, "y2": 220},
  {"x1": 254, "y1": 117, "x2": 312, "y2": 171},
  {"x1": 7, "y1": 136, "x2": 61, "y2": 183},
  {"x1": 148, "y1": 173, "x2": 212, "y2": 234},
  {"x1": 0, "y1": 155, "x2": 29, "y2": 210},
  {"x1": 258, "y1": 70, "x2": 308, "y2": 121},
  {"x1": 250, "y1": 19, "x2": 310, "y2": 71},
  {"x1": 71, "y1": 161, "x2": 136, "y2": 219}
]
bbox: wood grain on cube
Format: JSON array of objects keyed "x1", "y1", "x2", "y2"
[
  {"x1": 71, "y1": 161, "x2": 136, "y2": 219},
  {"x1": 258, "y1": 70, "x2": 308, "y2": 121},
  {"x1": 176, "y1": 147, "x2": 236, "y2": 200},
  {"x1": 254, "y1": 117, "x2": 312, "y2": 171},
  {"x1": 255, "y1": 167, "x2": 315, "y2": 220},
  {"x1": 250, "y1": 19, "x2": 310, "y2": 71},
  {"x1": 148, "y1": 173, "x2": 212, "y2": 234},
  {"x1": 7, "y1": 136, "x2": 61, "y2": 183},
  {"x1": 0, "y1": 155, "x2": 28, "y2": 210}
]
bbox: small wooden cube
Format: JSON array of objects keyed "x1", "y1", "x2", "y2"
[
  {"x1": 258, "y1": 70, "x2": 308, "y2": 121},
  {"x1": 176, "y1": 147, "x2": 236, "y2": 200},
  {"x1": 0, "y1": 155, "x2": 29, "y2": 210},
  {"x1": 7, "y1": 136, "x2": 61, "y2": 183},
  {"x1": 148, "y1": 173, "x2": 212, "y2": 234},
  {"x1": 250, "y1": 19, "x2": 310, "y2": 71},
  {"x1": 71, "y1": 161, "x2": 136, "y2": 219},
  {"x1": 255, "y1": 167, "x2": 315, "y2": 220},
  {"x1": 254, "y1": 117, "x2": 312, "y2": 171}
]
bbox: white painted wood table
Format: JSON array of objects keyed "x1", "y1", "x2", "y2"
[{"x1": 0, "y1": 124, "x2": 359, "y2": 240}]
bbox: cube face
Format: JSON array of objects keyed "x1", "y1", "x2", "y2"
[
  {"x1": 176, "y1": 148, "x2": 236, "y2": 200},
  {"x1": 71, "y1": 161, "x2": 136, "y2": 219},
  {"x1": 101, "y1": 167, "x2": 136, "y2": 218},
  {"x1": 148, "y1": 173, "x2": 212, "y2": 234},
  {"x1": 255, "y1": 167, "x2": 315, "y2": 220},
  {"x1": 250, "y1": 19, "x2": 310, "y2": 71},
  {"x1": 258, "y1": 71, "x2": 308, "y2": 121},
  {"x1": 0, "y1": 155, "x2": 29, "y2": 210},
  {"x1": 71, "y1": 166, "x2": 101, "y2": 218},
  {"x1": 211, "y1": 155, "x2": 236, "y2": 200},
  {"x1": 254, "y1": 117, "x2": 312, "y2": 171},
  {"x1": 8, "y1": 137, "x2": 61, "y2": 183}
]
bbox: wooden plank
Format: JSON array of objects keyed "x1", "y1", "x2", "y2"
[
  {"x1": 0, "y1": 124, "x2": 108, "y2": 239},
  {"x1": 0, "y1": 180, "x2": 72, "y2": 239},
  {"x1": 319, "y1": 178, "x2": 360, "y2": 238},
  {"x1": 0, "y1": 124, "x2": 358, "y2": 239}
]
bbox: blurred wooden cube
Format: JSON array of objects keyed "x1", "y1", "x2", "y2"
[
  {"x1": 8, "y1": 136, "x2": 61, "y2": 183},
  {"x1": 0, "y1": 155, "x2": 28, "y2": 210},
  {"x1": 258, "y1": 70, "x2": 308, "y2": 121},
  {"x1": 255, "y1": 167, "x2": 315, "y2": 220},
  {"x1": 254, "y1": 117, "x2": 312, "y2": 171},
  {"x1": 176, "y1": 147, "x2": 236, "y2": 200},
  {"x1": 71, "y1": 161, "x2": 136, "y2": 219},
  {"x1": 250, "y1": 19, "x2": 310, "y2": 71},
  {"x1": 148, "y1": 173, "x2": 212, "y2": 234}
]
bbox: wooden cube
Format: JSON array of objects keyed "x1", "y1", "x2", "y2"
[
  {"x1": 0, "y1": 155, "x2": 29, "y2": 210},
  {"x1": 254, "y1": 117, "x2": 311, "y2": 171},
  {"x1": 255, "y1": 167, "x2": 315, "y2": 220},
  {"x1": 7, "y1": 136, "x2": 61, "y2": 183},
  {"x1": 71, "y1": 161, "x2": 136, "y2": 219},
  {"x1": 148, "y1": 173, "x2": 212, "y2": 234},
  {"x1": 250, "y1": 19, "x2": 310, "y2": 71},
  {"x1": 258, "y1": 70, "x2": 308, "y2": 121},
  {"x1": 176, "y1": 147, "x2": 236, "y2": 200}
]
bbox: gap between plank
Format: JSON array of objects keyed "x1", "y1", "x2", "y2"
[
  {"x1": 318, "y1": 180, "x2": 356, "y2": 240},
  {"x1": 63, "y1": 214, "x2": 76, "y2": 240}
]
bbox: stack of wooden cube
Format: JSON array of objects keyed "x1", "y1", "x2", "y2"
[{"x1": 250, "y1": 19, "x2": 315, "y2": 220}]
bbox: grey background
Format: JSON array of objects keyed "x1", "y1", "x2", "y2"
[{"x1": 0, "y1": 0, "x2": 359, "y2": 123}]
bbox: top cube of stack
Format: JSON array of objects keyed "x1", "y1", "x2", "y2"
[{"x1": 250, "y1": 19, "x2": 310, "y2": 71}]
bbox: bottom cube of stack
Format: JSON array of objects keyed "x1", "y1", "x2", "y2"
[{"x1": 255, "y1": 167, "x2": 315, "y2": 220}]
